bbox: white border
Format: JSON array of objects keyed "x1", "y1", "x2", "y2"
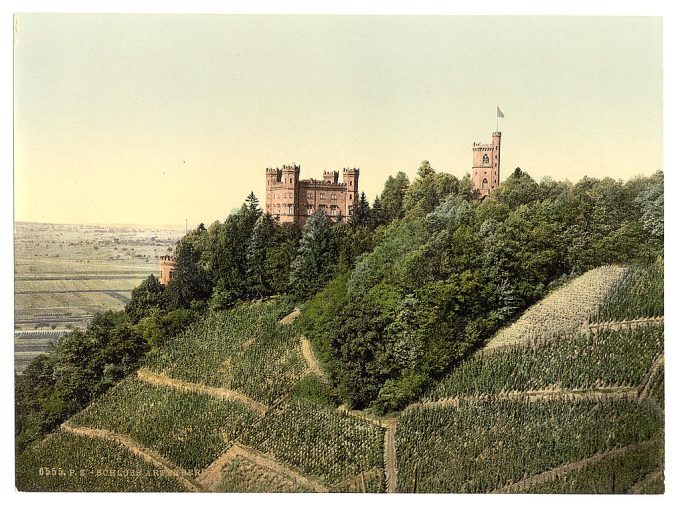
[{"x1": 3, "y1": 3, "x2": 677, "y2": 507}]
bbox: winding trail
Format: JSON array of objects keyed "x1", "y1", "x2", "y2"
[
  {"x1": 384, "y1": 419, "x2": 398, "y2": 493},
  {"x1": 197, "y1": 442, "x2": 328, "y2": 493},
  {"x1": 279, "y1": 308, "x2": 300, "y2": 325},
  {"x1": 405, "y1": 386, "x2": 638, "y2": 413},
  {"x1": 61, "y1": 422, "x2": 203, "y2": 492},
  {"x1": 628, "y1": 468, "x2": 664, "y2": 493},
  {"x1": 491, "y1": 440, "x2": 656, "y2": 493},
  {"x1": 586, "y1": 316, "x2": 664, "y2": 333},
  {"x1": 638, "y1": 353, "x2": 664, "y2": 401},
  {"x1": 299, "y1": 335, "x2": 328, "y2": 383},
  {"x1": 137, "y1": 368, "x2": 267, "y2": 415}
]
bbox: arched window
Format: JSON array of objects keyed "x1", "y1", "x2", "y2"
[
  {"x1": 482, "y1": 178, "x2": 488, "y2": 190},
  {"x1": 483, "y1": 154, "x2": 489, "y2": 165}
]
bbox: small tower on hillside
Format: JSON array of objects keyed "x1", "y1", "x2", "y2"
[
  {"x1": 159, "y1": 255, "x2": 176, "y2": 285},
  {"x1": 472, "y1": 131, "x2": 501, "y2": 198}
]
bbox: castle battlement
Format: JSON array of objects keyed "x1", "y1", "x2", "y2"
[
  {"x1": 159, "y1": 255, "x2": 177, "y2": 285},
  {"x1": 265, "y1": 165, "x2": 360, "y2": 227},
  {"x1": 472, "y1": 131, "x2": 502, "y2": 198}
]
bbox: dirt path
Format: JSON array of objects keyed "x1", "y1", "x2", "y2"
[
  {"x1": 638, "y1": 353, "x2": 664, "y2": 401},
  {"x1": 628, "y1": 467, "x2": 663, "y2": 493},
  {"x1": 337, "y1": 405, "x2": 395, "y2": 429},
  {"x1": 330, "y1": 467, "x2": 382, "y2": 492},
  {"x1": 197, "y1": 442, "x2": 328, "y2": 492},
  {"x1": 61, "y1": 422, "x2": 203, "y2": 492},
  {"x1": 586, "y1": 316, "x2": 664, "y2": 333},
  {"x1": 492, "y1": 440, "x2": 656, "y2": 493},
  {"x1": 383, "y1": 419, "x2": 398, "y2": 493},
  {"x1": 405, "y1": 386, "x2": 638, "y2": 413},
  {"x1": 299, "y1": 335, "x2": 327, "y2": 382},
  {"x1": 137, "y1": 368, "x2": 267, "y2": 415},
  {"x1": 279, "y1": 308, "x2": 300, "y2": 325}
]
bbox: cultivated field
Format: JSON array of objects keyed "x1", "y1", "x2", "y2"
[
  {"x1": 14, "y1": 222, "x2": 184, "y2": 372},
  {"x1": 16, "y1": 263, "x2": 664, "y2": 493}
]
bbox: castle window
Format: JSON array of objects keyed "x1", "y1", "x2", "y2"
[
  {"x1": 483, "y1": 154, "x2": 489, "y2": 165},
  {"x1": 320, "y1": 193, "x2": 325, "y2": 199},
  {"x1": 482, "y1": 178, "x2": 488, "y2": 190},
  {"x1": 331, "y1": 194, "x2": 337, "y2": 200}
]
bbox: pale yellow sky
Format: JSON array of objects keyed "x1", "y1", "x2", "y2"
[{"x1": 14, "y1": 14, "x2": 662, "y2": 226}]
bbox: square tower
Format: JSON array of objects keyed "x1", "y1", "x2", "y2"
[{"x1": 472, "y1": 131, "x2": 501, "y2": 198}]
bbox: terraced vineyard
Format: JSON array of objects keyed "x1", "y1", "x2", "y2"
[
  {"x1": 17, "y1": 264, "x2": 664, "y2": 493},
  {"x1": 144, "y1": 299, "x2": 305, "y2": 405},
  {"x1": 484, "y1": 265, "x2": 627, "y2": 351},
  {"x1": 593, "y1": 259, "x2": 664, "y2": 323},
  {"x1": 16, "y1": 432, "x2": 186, "y2": 492},
  {"x1": 239, "y1": 399, "x2": 385, "y2": 487},
  {"x1": 396, "y1": 398, "x2": 662, "y2": 493},
  {"x1": 427, "y1": 326, "x2": 663, "y2": 399},
  {"x1": 69, "y1": 378, "x2": 260, "y2": 472}
]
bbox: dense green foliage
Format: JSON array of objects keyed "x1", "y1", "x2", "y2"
[
  {"x1": 16, "y1": 432, "x2": 186, "y2": 492},
  {"x1": 525, "y1": 437, "x2": 664, "y2": 494},
  {"x1": 426, "y1": 326, "x2": 663, "y2": 399},
  {"x1": 70, "y1": 378, "x2": 259, "y2": 473},
  {"x1": 300, "y1": 170, "x2": 664, "y2": 413},
  {"x1": 16, "y1": 163, "x2": 664, "y2": 492},
  {"x1": 16, "y1": 310, "x2": 167, "y2": 454},
  {"x1": 145, "y1": 298, "x2": 304, "y2": 405},
  {"x1": 240, "y1": 398, "x2": 384, "y2": 485},
  {"x1": 396, "y1": 398, "x2": 662, "y2": 493},
  {"x1": 594, "y1": 259, "x2": 664, "y2": 322}
]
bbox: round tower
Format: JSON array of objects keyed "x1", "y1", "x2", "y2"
[{"x1": 159, "y1": 255, "x2": 176, "y2": 285}]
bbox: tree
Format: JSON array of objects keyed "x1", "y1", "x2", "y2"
[
  {"x1": 246, "y1": 213, "x2": 276, "y2": 297},
  {"x1": 417, "y1": 160, "x2": 435, "y2": 178},
  {"x1": 245, "y1": 191, "x2": 261, "y2": 214},
  {"x1": 166, "y1": 240, "x2": 211, "y2": 309},
  {"x1": 380, "y1": 172, "x2": 410, "y2": 222},
  {"x1": 290, "y1": 210, "x2": 338, "y2": 299},
  {"x1": 369, "y1": 195, "x2": 387, "y2": 229},
  {"x1": 349, "y1": 192, "x2": 371, "y2": 227},
  {"x1": 125, "y1": 274, "x2": 166, "y2": 324}
]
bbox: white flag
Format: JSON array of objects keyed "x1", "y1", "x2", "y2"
[{"x1": 497, "y1": 106, "x2": 505, "y2": 118}]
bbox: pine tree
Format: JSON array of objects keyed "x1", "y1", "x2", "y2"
[
  {"x1": 289, "y1": 210, "x2": 337, "y2": 299},
  {"x1": 246, "y1": 214, "x2": 276, "y2": 297},
  {"x1": 245, "y1": 191, "x2": 260, "y2": 214},
  {"x1": 369, "y1": 195, "x2": 387, "y2": 229},
  {"x1": 349, "y1": 192, "x2": 371, "y2": 227}
]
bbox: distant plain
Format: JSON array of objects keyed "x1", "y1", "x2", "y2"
[{"x1": 14, "y1": 222, "x2": 185, "y2": 372}]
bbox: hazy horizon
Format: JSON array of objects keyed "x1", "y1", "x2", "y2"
[{"x1": 14, "y1": 14, "x2": 663, "y2": 226}]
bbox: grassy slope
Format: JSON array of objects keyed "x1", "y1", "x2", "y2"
[{"x1": 16, "y1": 263, "x2": 664, "y2": 493}]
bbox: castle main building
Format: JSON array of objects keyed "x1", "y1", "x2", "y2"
[
  {"x1": 472, "y1": 131, "x2": 502, "y2": 197},
  {"x1": 265, "y1": 165, "x2": 359, "y2": 227}
]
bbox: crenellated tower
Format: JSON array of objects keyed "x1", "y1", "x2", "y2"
[
  {"x1": 265, "y1": 164, "x2": 360, "y2": 227},
  {"x1": 472, "y1": 131, "x2": 501, "y2": 198},
  {"x1": 159, "y1": 255, "x2": 176, "y2": 285},
  {"x1": 342, "y1": 167, "x2": 360, "y2": 215}
]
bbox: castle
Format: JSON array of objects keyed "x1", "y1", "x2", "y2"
[
  {"x1": 265, "y1": 165, "x2": 360, "y2": 227},
  {"x1": 160, "y1": 131, "x2": 501, "y2": 282},
  {"x1": 472, "y1": 131, "x2": 502, "y2": 197}
]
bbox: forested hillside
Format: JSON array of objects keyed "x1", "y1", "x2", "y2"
[{"x1": 16, "y1": 164, "x2": 663, "y2": 489}]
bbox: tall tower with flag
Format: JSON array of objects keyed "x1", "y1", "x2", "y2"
[{"x1": 472, "y1": 107, "x2": 503, "y2": 198}]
